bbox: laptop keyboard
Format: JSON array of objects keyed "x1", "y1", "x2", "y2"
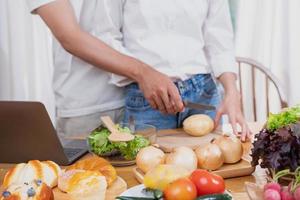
[{"x1": 63, "y1": 148, "x2": 84, "y2": 158}]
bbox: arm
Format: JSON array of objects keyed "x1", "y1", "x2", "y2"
[
  {"x1": 32, "y1": 0, "x2": 183, "y2": 114},
  {"x1": 203, "y1": 0, "x2": 250, "y2": 141}
]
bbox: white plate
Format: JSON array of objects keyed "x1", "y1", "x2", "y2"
[
  {"x1": 120, "y1": 184, "x2": 149, "y2": 197},
  {"x1": 120, "y1": 184, "x2": 233, "y2": 199}
]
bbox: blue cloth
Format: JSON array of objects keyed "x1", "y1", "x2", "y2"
[{"x1": 123, "y1": 74, "x2": 222, "y2": 130}]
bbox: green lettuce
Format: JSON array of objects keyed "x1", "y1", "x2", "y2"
[
  {"x1": 116, "y1": 135, "x2": 150, "y2": 160},
  {"x1": 267, "y1": 105, "x2": 300, "y2": 131},
  {"x1": 88, "y1": 125, "x2": 150, "y2": 160}
]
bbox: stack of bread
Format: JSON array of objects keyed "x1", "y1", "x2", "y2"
[
  {"x1": 1, "y1": 160, "x2": 61, "y2": 200},
  {"x1": 1, "y1": 157, "x2": 117, "y2": 200},
  {"x1": 57, "y1": 156, "x2": 117, "y2": 200}
]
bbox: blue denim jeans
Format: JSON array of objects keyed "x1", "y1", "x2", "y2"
[{"x1": 123, "y1": 74, "x2": 222, "y2": 130}]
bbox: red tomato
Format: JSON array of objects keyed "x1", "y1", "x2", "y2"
[
  {"x1": 164, "y1": 178, "x2": 197, "y2": 200},
  {"x1": 190, "y1": 169, "x2": 225, "y2": 196}
]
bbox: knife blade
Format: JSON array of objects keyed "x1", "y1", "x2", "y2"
[{"x1": 183, "y1": 100, "x2": 216, "y2": 111}]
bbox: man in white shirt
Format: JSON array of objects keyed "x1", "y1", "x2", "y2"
[
  {"x1": 118, "y1": 0, "x2": 251, "y2": 141},
  {"x1": 29, "y1": 0, "x2": 250, "y2": 141},
  {"x1": 27, "y1": 0, "x2": 184, "y2": 137}
]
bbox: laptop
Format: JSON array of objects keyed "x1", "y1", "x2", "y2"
[{"x1": 0, "y1": 101, "x2": 88, "y2": 165}]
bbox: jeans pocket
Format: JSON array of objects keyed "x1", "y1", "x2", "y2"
[
  {"x1": 202, "y1": 78, "x2": 218, "y2": 98},
  {"x1": 125, "y1": 88, "x2": 151, "y2": 111}
]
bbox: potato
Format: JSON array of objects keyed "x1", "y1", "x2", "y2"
[{"x1": 183, "y1": 114, "x2": 214, "y2": 136}]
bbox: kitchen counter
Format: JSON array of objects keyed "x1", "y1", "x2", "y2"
[{"x1": 0, "y1": 122, "x2": 266, "y2": 199}]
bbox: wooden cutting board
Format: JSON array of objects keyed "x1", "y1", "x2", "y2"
[
  {"x1": 133, "y1": 127, "x2": 257, "y2": 180},
  {"x1": 156, "y1": 129, "x2": 223, "y2": 152},
  {"x1": 155, "y1": 122, "x2": 264, "y2": 153},
  {"x1": 0, "y1": 176, "x2": 127, "y2": 200},
  {"x1": 133, "y1": 157, "x2": 255, "y2": 183}
]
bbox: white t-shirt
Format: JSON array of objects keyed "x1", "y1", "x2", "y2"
[
  {"x1": 111, "y1": 0, "x2": 237, "y2": 86},
  {"x1": 27, "y1": 0, "x2": 125, "y2": 117}
]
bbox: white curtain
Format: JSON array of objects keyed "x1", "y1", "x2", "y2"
[
  {"x1": 0, "y1": 0, "x2": 55, "y2": 122},
  {"x1": 1, "y1": 0, "x2": 299, "y2": 124},
  {"x1": 235, "y1": 0, "x2": 300, "y2": 122}
]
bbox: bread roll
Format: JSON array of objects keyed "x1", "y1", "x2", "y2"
[
  {"x1": 0, "y1": 180, "x2": 54, "y2": 200},
  {"x1": 58, "y1": 170, "x2": 107, "y2": 200},
  {"x1": 183, "y1": 114, "x2": 214, "y2": 136},
  {"x1": 3, "y1": 160, "x2": 61, "y2": 188},
  {"x1": 66, "y1": 157, "x2": 116, "y2": 186}
]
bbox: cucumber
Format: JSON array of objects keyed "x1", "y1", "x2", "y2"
[
  {"x1": 116, "y1": 197, "x2": 155, "y2": 200},
  {"x1": 196, "y1": 193, "x2": 232, "y2": 200},
  {"x1": 142, "y1": 188, "x2": 164, "y2": 199}
]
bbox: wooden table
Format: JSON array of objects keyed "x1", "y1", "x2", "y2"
[
  {"x1": 0, "y1": 122, "x2": 266, "y2": 199},
  {"x1": 0, "y1": 162, "x2": 267, "y2": 199}
]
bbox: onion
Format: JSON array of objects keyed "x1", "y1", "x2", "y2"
[
  {"x1": 214, "y1": 135, "x2": 243, "y2": 164},
  {"x1": 183, "y1": 114, "x2": 214, "y2": 136},
  {"x1": 165, "y1": 146, "x2": 197, "y2": 172},
  {"x1": 195, "y1": 142, "x2": 224, "y2": 170},
  {"x1": 136, "y1": 146, "x2": 165, "y2": 173}
]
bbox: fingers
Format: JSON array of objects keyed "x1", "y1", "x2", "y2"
[
  {"x1": 237, "y1": 115, "x2": 252, "y2": 142},
  {"x1": 153, "y1": 94, "x2": 167, "y2": 114},
  {"x1": 168, "y1": 85, "x2": 184, "y2": 113},
  {"x1": 240, "y1": 121, "x2": 248, "y2": 142},
  {"x1": 230, "y1": 117, "x2": 239, "y2": 137},
  {"x1": 160, "y1": 88, "x2": 176, "y2": 114},
  {"x1": 148, "y1": 98, "x2": 158, "y2": 110},
  {"x1": 214, "y1": 109, "x2": 223, "y2": 129}
]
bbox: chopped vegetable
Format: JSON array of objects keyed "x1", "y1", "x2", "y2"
[
  {"x1": 115, "y1": 135, "x2": 150, "y2": 160},
  {"x1": 88, "y1": 128, "x2": 115, "y2": 155},
  {"x1": 88, "y1": 125, "x2": 150, "y2": 160}
]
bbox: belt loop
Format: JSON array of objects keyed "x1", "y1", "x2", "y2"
[
  {"x1": 176, "y1": 80, "x2": 184, "y2": 95},
  {"x1": 191, "y1": 75, "x2": 199, "y2": 91}
]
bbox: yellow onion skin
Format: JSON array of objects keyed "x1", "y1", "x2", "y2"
[
  {"x1": 136, "y1": 146, "x2": 165, "y2": 173},
  {"x1": 165, "y1": 146, "x2": 197, "y2": 172},
  {"x1": 214, "y1": 135, "x2": 243, "y2": 164},
  {"x1": 195, "y1": 143, "x2": 224, "y2": 171}
]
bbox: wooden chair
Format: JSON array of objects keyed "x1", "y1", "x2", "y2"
[{"x1": 236, "y1": 57, "x2": 288, "y2": 121}]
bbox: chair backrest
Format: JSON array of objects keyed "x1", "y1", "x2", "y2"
[{"x1": 236, "y1": 57, "x2": 288, "y2": 122}]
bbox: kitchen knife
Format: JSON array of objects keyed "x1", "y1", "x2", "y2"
[{"x1": 183, "y1": 100, "x2": 216, "y2": 111}]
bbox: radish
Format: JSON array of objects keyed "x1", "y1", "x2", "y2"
[
  {"x1": 281, "y1": 188, "x2": 295, "y2": 200},
  {"x1": 264, "y1": 182, "x2": 282, "y2": 193},
  {"x1": 293, "y1": 187, "x2": 300, "y2": 200},
  {"x1": 264, "y1": 189, "x2": 281, "y2": 200}
]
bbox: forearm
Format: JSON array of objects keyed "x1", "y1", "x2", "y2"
[
  {"x1": 35, "y1": 0, "x2": 149, "y2": 82},
  {"x1": 218, "y1": 72, "x2": 239, "y2": 95},
  {"x1": 59, "y1": 29, "x2": 146, "y2": 82}
]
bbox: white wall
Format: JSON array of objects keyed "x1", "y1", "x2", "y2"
[
  {"x1": 235, "y1": 0, "x2": 300, "y2": 121},
  {"x1": 0, "y1": 0, "x2": 55, "y2": 122}
]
